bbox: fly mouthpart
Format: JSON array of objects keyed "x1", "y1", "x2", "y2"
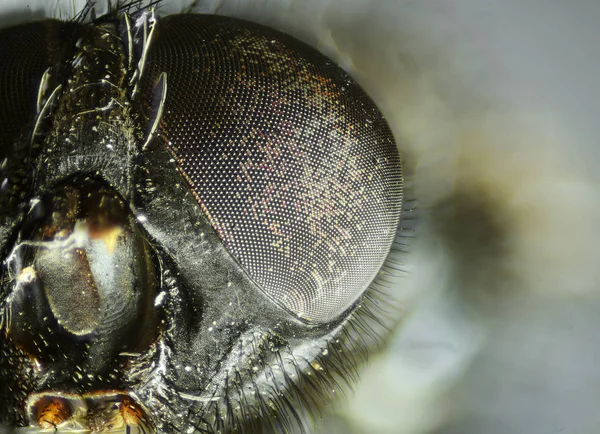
[{"x1": 24, "y1": 391, "x2": 149, "y2": 433}]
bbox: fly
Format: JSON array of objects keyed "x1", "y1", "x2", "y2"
[{"x1": 0, "y1": 1, "x2": 408, "y2": 432}]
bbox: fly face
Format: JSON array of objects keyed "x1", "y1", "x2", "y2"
[{"x1": 0, "y1": 4, "x2": 404, "y2": 433}]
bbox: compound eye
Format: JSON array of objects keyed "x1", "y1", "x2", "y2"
[{"x1": 143, "y1": 15, "x2": 403, "y2": 323}]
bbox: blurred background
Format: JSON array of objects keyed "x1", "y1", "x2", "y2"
[{"x1": 2, "y1": 1, "x2": 600, "y2": 433}]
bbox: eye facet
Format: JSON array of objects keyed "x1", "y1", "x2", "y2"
[
  {"x1": 140, "y1": 14, "x2": 402, "y2": 324},
  {"x1": 0, "y1": 5, "x2": 404, "y2": 433}
]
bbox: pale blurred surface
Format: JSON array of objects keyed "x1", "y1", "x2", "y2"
[{"x1": 2, "y1": 1, "x2": 600, "y2": 433}]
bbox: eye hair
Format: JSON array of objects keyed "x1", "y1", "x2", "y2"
[{"x1": 149, "y1": 198, "x2": 416, "y2": 433}]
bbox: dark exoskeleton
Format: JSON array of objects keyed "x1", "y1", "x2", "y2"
[{"x1": 0, "y1": 2, "x2": 404, "y2": 433}]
